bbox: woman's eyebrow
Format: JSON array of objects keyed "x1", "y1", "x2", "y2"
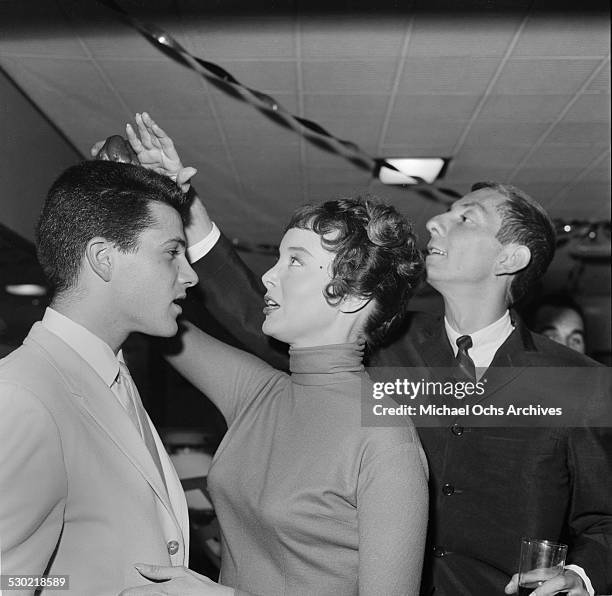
[{"x1": 286, "y1": 246, "x2": 313, "y2": 257}]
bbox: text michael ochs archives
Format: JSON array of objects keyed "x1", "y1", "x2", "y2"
[{"x1": 361, "y1": 367, "x2": 612, "y2": 428}]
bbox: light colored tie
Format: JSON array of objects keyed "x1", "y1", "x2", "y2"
[{"x1": 114, "y1": 361, "x2": 167, "y2": 491}]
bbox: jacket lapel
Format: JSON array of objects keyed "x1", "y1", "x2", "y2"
[
  {"x1": 25, "y1": 324, "x2": 179, "y2": 528},
  {"x1": 412, "y1": 312, "x2": 540, "y2": 403},
  {"x1": 477, "y1": 314, "x2": 535, "y2": 400}
]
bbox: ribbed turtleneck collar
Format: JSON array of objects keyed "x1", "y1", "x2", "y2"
[{"x1": 289, "y1": 341, "x2": 365, "y2": 386}]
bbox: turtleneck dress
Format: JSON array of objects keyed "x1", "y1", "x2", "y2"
[{"x1": 171, "y1": 332, "x2": 429, "y2": 596}]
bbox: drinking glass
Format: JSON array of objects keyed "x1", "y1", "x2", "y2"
[{"x1": 518, "y1": 537, "x2": 567, "y2": 596}]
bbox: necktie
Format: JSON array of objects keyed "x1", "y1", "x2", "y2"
[
  {"x1": 114, "y1": 361, "x2": 167, "y2": 490},
  {"x1": 455, "y1": 335, "x2": 476, "y2": 381}
]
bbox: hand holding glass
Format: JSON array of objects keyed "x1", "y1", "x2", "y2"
[{"x1": 518, "y1": 537, "x2": 567, "y2": 596}]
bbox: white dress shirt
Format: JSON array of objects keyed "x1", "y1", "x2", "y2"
[
  {"x1": 187, "y1": 221, "x2": 221, "y2": 263},
  {"x1": 444, "y1": 310, "x2": 514, "y2": 372},
  {"x1": 42, "y1": 306, "x2": 120, "y2": 388}
]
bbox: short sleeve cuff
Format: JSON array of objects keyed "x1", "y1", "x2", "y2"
[{"x1": 187, "y1": 222, "x2": 221, "y2": 263}]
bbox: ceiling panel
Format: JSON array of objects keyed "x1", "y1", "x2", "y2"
[
  {"x1": 528, "y1": 144, "x2": 607, "y2": 168},
  {"x1": 384, "y1": 118, "x2": 467, "y2": 147},
  {"x1": 461, "y1": 121, "x2": 551, "y2": 146},
  {"x1": 302, "y1": 60, "x2": 397, "y2": 94},
  {"x1": 546, "y1": 122, "x2": 610, "y2": 145},
  {"x1": 186, "y1": 18, "x2": 296, "y2": 60},
  {"x1": 517, "y1": 182, "x2": 570, "y2": 206},
  {"x1": 390, "y1": 94, "x2": 482, "y2": 121},
  {"x1": 100, "y1": 59, "x2": 214, "y2": 119},
  {"x1": 587, "y1": 66, "x2": 610, "y2": 92},
  {"x1": 0, "y1": 0, "x2": 609, "y2": 299},
  {"x1": 562, "y1": 93, "x2": 611, "y2": 121},
  {"x1": 407, "y1": 14, "x2": 522, "y2": 57},
  {"x1": 397, "y1": 57, "x2": 500, "y2": 94},
  {"x1": 0, "y1": 3, "x2": 86, "y2": 59},
  {"x1": 512, "y1": 14, "x2": 610, "y2": 57},
  {"x1": 300, "y1": 17, "x2": 408, "y2": 59},
  {"x1": 446, "y1": 165, "x2": 518, "y2": 184},
  {"x1": 451, "y1": 145, "x2": 530, "y2": 167},
  {"x1": 477, "y1": 94, "x2": 571, "y2": 122},
  {"x1": 493, "y1": 59, "x2": 603, "y2": 94},
  {"x1": 303, "y1": 94, "x2": 389, "y2": 143},
  {"x1": 514, "y1": 167, "x2": 588, "y2": 185}
]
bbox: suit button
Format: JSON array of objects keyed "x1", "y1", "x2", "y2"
[
  {"x1": 442, "y1": 483, "x2": 455, "y2": 496},
  {"x1": 167, "y1": 540, "x2": 180, "y2": 555},
  {"x1": 433, "y1": 546, "x2": 446, "y2": 558},
  {"x1": 451, "y1": 424, "x2": 464, "y2": 436}
]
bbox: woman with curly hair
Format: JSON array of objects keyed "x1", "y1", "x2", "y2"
[{"x1": 113, "y1": 116, "x2": 429, "y2": 596}]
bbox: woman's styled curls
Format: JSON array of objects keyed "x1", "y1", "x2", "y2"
[{"x1": 287, "y1": 195, "x2": 425, "y2": 347}]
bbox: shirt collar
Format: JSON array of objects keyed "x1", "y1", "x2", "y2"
[
  {"x1": 41, "y1": 307, "x2": 121, "y2": 387},
  {"x1": 444, "y1": 310, "x2": 514, "y2": 369}
]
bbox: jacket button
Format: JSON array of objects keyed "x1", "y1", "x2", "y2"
[
  {"x1": 433, "y1": 546, "x2": 447, "y2": 558},
  {"x1": 167, "y1": 540, "x2": 180, "y2": 555},
  {"x1": 451, "y1": 424, "x2": 464, "y2": 436},
  {"x1": 442, "y1": 483, "x2": 455, "y2": 496}
]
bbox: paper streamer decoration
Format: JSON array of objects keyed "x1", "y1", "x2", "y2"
[
  {"x1": 93, "y1": 1, "x2": 609, "y2": 256},
  {"x1": 96, "y1": 0, "x2": 461, "y2": 204}
]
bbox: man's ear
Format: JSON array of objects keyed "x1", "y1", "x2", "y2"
[
  {"x1": 495, "y1": 244, "x2": 531, "y2": 276},
  {"x1": 84, "y1": 238, "x2": 114, "y2": 282}
]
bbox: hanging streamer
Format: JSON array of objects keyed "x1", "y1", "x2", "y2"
[
  {"x1": 95, "y1": 0, "x2": 460, "y2": 204},
  {"x1": 93, "y1": 0, "x2": 609, "y2": 256}
]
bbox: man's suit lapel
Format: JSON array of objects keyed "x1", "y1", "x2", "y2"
[
  {"x1": 477, "y1": 314, "x2": 534, "y2": 400},
  {"x1": 413, "y1": 312, "x2": 536, "y2": 401},
  {"x1": 25, "y1": 324, "x2": 179, "y2": 527}
]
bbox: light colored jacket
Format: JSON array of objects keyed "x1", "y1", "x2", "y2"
[{"x1": 0, "y1": 323, "x2": 189, "y2": 595}]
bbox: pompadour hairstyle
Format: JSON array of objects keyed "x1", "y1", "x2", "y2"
[{"x1": 36, "y1": 160, "x2": 189, "y2": 295}]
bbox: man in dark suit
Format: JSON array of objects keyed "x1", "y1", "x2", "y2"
[{"x1": 116, "y1": 113, "x2": 611, "y2": 596}]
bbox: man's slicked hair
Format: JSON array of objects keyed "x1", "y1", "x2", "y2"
[
  {"x1": 36, "y1": 160, "x2": 189, "y2": 296},
  {"x1": 471, "y1": 181, "x2": 556, "y2": 305}
]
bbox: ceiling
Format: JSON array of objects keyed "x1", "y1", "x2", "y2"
[{"x1": 0, "y1": 0, "x2": 610, "y2": 320}]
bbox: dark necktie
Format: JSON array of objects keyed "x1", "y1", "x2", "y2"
[{"x1": 455, "y1": 335, "x2": 476, "y2": 381}]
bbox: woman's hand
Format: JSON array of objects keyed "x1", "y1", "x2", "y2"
[
  {"x1": 89, "y1": 112, "x2": 214, "y2": 245},
  {"x1": 119, "y1": 564, "x2": 235, "y2": 596},
  {"x1": 89, "y1": 112, "x2": 197, "y2": 193},
  {"x1": 125, "y1": 112, "x2": 197, "y2": 193}
]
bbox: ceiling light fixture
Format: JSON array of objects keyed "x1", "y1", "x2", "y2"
[{"x1": 378, "y1": 157, "x2": 449, "y2": 185}]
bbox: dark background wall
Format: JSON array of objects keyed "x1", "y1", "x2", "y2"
[{"x1": 0, "y1": 68, "x2": 82, "y2": 241}]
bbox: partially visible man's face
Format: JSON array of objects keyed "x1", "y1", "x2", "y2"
[
  {"x1": 533, "y1": 305, "x2": 586, "y2": 353},
  {"x1": 424, "y1": 188, "x2": 507, "y2": 291},
  {"x1": 112, "y1": 201, "x2": 198, "y2": 338}
]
